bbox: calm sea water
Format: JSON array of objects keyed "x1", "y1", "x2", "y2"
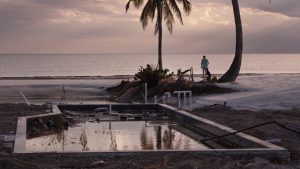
[{"x1": 0, "y1": 54, "x2": 299, "y2": 77}]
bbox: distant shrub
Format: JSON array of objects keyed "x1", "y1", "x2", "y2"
[
  {"x1": 134, "y1": 64, "x2": 173, "y2": 87},
  {"x1": 210, "y1": 76, "x2": 218, "y2": 83}
]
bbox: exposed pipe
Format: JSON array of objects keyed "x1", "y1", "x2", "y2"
[
  {"x1": 174, "y1": 91, "x2": 192, "y2": 111},
  {"x1": 109, "y1": 104, "x2": 112, "y2": 114},
  {"x1": 200, "y1": 121, "x2": 300, "y2": 142},
  {"x1": 145, "y1": 83, "x2": 148, "y2": 104},
  {"x1": 19, "y1": 91, "x2": 30, "y2": 105}
]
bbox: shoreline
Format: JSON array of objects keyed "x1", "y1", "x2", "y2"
[
  {"x1": 0, "y1": 73, "x2": 299, "y2": 110},
  {"x1": 0, "y1": 73, "x2": 299, "y2": 80},
  {"x1": 0, "y1": 75, "x2": 133, "y2": 80}
]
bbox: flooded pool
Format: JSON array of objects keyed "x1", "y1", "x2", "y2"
[{"x1": 26, "y1": 121, "x2": 208, "y2": 152}]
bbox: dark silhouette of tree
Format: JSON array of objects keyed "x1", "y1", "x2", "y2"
[
  {"x1": 218, "y1": 0, "x2": 243, "y2": 83},
  {"x1": 126, "y1": 0, "x2": 191, "y2": 71}
]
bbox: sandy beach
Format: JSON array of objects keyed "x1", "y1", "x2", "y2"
[
  {"x1": 0, "y1": 78, "x2": 124, "y2": 104},
  {"x1": 0, "y1": 73, "x2": 299, "y2": 110},
  {"x1": 0, "y1": 73, "x2": 299, "y2": 168},
  {"x1": 194, "y1": 73, "x2": 300, "y2": 110}
]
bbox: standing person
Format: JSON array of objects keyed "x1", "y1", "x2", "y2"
[{"x1": 201, "y1": 55, "x2": 209, "y2": 80}]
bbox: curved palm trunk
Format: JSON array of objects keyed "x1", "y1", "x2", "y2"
[
  {"x1": 218, "y1": 0, "x2": 243, "y2": 83},
  {"x1": 157, "y1": 4, "x2": 163, "y2": 71}
]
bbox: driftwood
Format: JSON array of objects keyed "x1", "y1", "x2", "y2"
[{"x1": 176, "y1": 67, "x2": 194, "y2": 83}]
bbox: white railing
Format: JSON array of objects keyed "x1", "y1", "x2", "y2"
[{"x1": 173, "y1": 91, "x2": 192, "y2": 111}]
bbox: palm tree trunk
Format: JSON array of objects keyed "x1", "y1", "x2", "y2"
[
  {"x1": 157, "y1": 4, "x2": 163, "y2": 71},
  {"x1": 218, "y1": 0, "x2": 243, "y2": 83}
]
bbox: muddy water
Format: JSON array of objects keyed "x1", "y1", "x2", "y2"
[{"x1": 26, "y1": 121, "x2": 208, "y2": 152}]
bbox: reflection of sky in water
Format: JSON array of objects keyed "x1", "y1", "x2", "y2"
[{"x1": 26, "y1": 121, "x2": 208, "y2": 152}]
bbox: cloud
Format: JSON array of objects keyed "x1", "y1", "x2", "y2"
[
  {"x1": 0, "y1": 0, "x2": 299, "y2": 53},
  {"x1": 193, "y1": 0, "x2": 300, "y2": 18}
]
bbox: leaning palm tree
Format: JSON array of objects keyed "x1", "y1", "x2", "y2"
[
  {"x1": 126, "y1": 0, "x2": 192, "y2": 71},
  {"x1": 218, "y1": 0, "x2": 243, "y2": 83}
]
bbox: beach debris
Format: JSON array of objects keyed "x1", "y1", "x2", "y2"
[
  {"x1": 143, "y1": 112, "x2": 150, "y2": 117},
  {"x1": 209, "y1": 104, "x2": 227, "y2": 109},
  {"x1": 28, "y1": 127, "x2": 41, "y2": 137},
  {"x1": 2, "y1": 142, "x2": 14, "y2": 150},
  {"x1": 109, "y1": 112, "x2": 120, "y2": 116},
  {"x1": 46, "y1": 120, "x2": 55, "y2": 128},
  {"x1": 243, "y1": 157, "x2": 270, "y2": 169},
  {"x1": 42, "y1": 102, "x2": 53, "y2": 112},
  {"x1": 37, "y1": 118, "x2": 49, "y2": 130},
  {"x1": 19, "y1": 90, "x2": 30, "y2": 105},
  {"x1": 161, "y1": 116, "x2": 170, "y2": 120},
  {"x1": 120, "y1": 116, "x2": 127, "y2": 121},
  {"x1": 86, "y1": 160, "x2": 106, "y2": 168},
  {"x1": 88, "y1": 119, "x2": 96, "y2": 123},
  {"x1": 94, "y1": 107, "x2": 108, "y2": 112},
  {"x1": 60, "y1": 85, "x2": 67, "y2": 103},
  {"x1": 45, "y1": 109, "x2": 52, "y2": 113},
  {"x1": 64, "y1": 121, "x2": 70, "y2": 129},
  {"x1": 80, "y1": 127, "x2": 88, "y2": 151},
  {"x1": 0, "y1": 135, "x2": 5, "y2": 142},
  {"x1": 65, "y1": 115, "x2": 75, "y2": 120},
  {"x1": 102, "y1": 111, "x2": 110, "y2": 115},
  {"x1": 64, "y1": 116, "x2": 75, "y2": 125},
  {"x1": 134, "y1": 116, "x2": 143, "y2": 120},
  {"x1": 3, "y1": 135, "x2": 15, "y2": 142},
  {"x1": 82, "y1": 114, "x2": 95, "y2": 117},
  {"x1": 265, "y1": 138, "x2": 281, "y2": 144},
  {"x1": 64, "y1": 110, "x2": 80, "y2": 116}
]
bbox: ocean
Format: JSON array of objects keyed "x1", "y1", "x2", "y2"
[{"x1": 0, "y1": 53, "x2": 299, "y2": 77}]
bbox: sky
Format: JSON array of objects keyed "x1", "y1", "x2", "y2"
[{"x1": 0, "y1": 0, "x2": 299, "y2": 54}]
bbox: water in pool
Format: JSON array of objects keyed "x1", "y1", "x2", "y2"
[{"x1": 26, "y1": 121, "x2": 208, "y2": 152}]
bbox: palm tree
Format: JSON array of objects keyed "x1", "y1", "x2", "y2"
[
  {"x1": 218, "y1": 0, "x2": 243, "y2": 83},
  {"x1": 126, "y1": 0, "x2": 192, "y2": 71}
]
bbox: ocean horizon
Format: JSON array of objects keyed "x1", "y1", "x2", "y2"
[{"x1": 0, "y1": 53, "x2": 300, "y2": 77}]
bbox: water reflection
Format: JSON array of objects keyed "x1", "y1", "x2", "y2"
[
  {"x1": 162, "y1": 126, "x2": 175, "y2": 149},
  {"x1": 140, "y1": 127, "x2": 154, "y2": 150},
  {"x1": 27, "y1": 121, "x2": 207, "y2": 152},
  {"x1": 48, "y1": 126, "x2": 67, "y2": 151},
  {"x1": 109, "y1": 131, "x2": 117, "y2": 151},
  {"x1": 80, "y1": 127, "x2": 89, "y2": 151},
  {"x1": 155, "y1": 125, "x2": 162, "y2": 150}
]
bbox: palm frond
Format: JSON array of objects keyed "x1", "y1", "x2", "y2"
[
  {"x1": 162, "y1": 0, "x2": 175, "y2": 33},
  {"x1": 125, "y1": 0, "x2": 132, "y2": 12},
  {"x1": 168, "y1": 0, "x2": 183, "y2": 24},
  {"x1": 177, "y1": 0, "x2": 191, "y2": 15},
  {"x1": 126, "y1": 0, "x2": 144, "y2": 12},
  {"x1": 127, "y1": 0, "x2": 192, "y2": 35},
  {"x1": 133, "y1": 0, "x2": 145, "y2": 8},
  {"x1": 140, "y1": 0, "x2": 156, "y2": 29}
]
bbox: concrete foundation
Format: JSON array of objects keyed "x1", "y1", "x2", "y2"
[{"x1": 13, "y1": 103, "x2": 290, "y2": 161}]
